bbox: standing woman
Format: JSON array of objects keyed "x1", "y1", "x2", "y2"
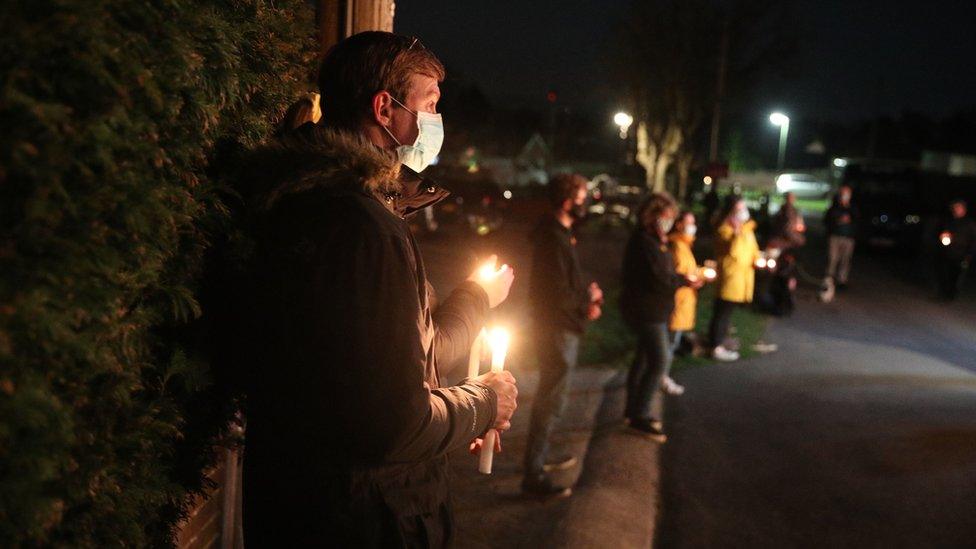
[
  {"x1": 708, "y1": 197, "x2": 761, "y2": 361},
  {"x1": 664, "y1": 211, "x2": 702, "y2": 395},
  {"x1": 620, "y1": 193, "x2": 697, "y2": 440}
]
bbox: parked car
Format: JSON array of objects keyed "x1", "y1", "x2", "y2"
[{"x1": 775, "y1": 173, "x2": 831, "y2": 198}]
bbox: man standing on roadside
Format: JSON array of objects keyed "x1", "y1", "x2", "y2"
[
  {"x1": 825, "y1": 185, "x2": 858, "y2": 289},
  {"x1": 936, "y1": 199, "x2": 976, "y2": 301},
  {"x1": 242, "y1": 32, "x2": 517, "y2": 547},
  {"x1": 522, "y1": 174, "x2": 603, "y2": 498}
]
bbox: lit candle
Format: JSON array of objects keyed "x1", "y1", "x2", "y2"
[
  {"x1": 478, "y1": 258, "x2": 508, "y2": 282},
  {"x1": 940, "y1": 232, "x2": 952, "y2": 247},
  {"x1": 479, "y1": 327, "x2": 510, "y2": 475}
]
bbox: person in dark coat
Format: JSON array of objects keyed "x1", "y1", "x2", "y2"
[
  {"x1": 824, "y1": 185, "x2": 858, "y2": 289},
  {"x1": 240, "y1": 32, "x2": 517, "y2": 547},
  {"x1": 620, "y1": 192, "x2": 698, "y2": 440},
  {"x1": 769, "y1": 192, "x2": 806, "y2": 251},
  {"x1": 522, "y1": 174, "x2": 602, "y2": 498},
  {"x1": 936, "y1": 199, "x2": 976, "y2": 300}
]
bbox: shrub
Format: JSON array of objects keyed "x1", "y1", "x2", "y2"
[{"x1": 0, "y1": 1, "x2": 313, "y2": 545}]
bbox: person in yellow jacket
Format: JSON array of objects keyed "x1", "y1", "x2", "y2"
[
  {"x1": 663, "y1": 211, "x2": 700, "y2": 395},
  {"x1": 708, "y1": 197, "x2": 761, "y2": 362}
]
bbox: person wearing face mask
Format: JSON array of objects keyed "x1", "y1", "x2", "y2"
[
  {"x1": 824, "y1": 185, "x2": 858, "y2": 290},
  {"x1": 620, "y1": 193, "x2": 700, "y2": 440},
  {"x1": 664, "y1": 211, "x2": 703, "y2": 395},
  {"x1": 523, "y1": 173, "x2": 603, "y2": 497},
  {"x1": 240, "y1": 32, "x2": 517, "y2": 547},
  {"x1": 708, "y1": 196, "x2": 761, "y2": 362}
]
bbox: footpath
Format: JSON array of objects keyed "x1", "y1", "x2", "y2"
[{"x1": 449, "y1": 364, "x2": 663, "y2": 548}]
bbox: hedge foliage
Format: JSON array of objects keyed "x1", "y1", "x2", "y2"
[{"x1": 0, "y1": 1, "x2": 313, "y2": 545}]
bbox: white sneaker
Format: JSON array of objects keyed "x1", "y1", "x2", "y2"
[
  {"x1": 661, "y1": 376, "x2": 685, "y2": 396},
  {"x1": 712, "y1": 345, "x2": 740, "y2": 362}
]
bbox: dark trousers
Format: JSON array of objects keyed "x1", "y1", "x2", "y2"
[
  {"x1": 524, "y1": 328, "x2": 580, "y2": 477},
  {"x1": 937, "y1": 257, "x2": 966, "y2": 300},
  {"x1": 708, "y1": 298, "x2": 738, "y2": 348},
  {"x1": 625, "y1": 322, "x2": 669, "y2": 422}
]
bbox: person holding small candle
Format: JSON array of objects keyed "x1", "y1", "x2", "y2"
[
  {"x1": 241, "y1": 32, "x2": 518, "y2": 547},
  {"x1": 664, "y1": 210, "x2": 703, "y2": 395},
  {"x1": 522, "y1": 173, "x2": 602, "y2": 498},
  {"x1": 621, "y1": 193, "x2": 700, "y2": 440},
  {"x1": 707, "y1": 197, "x2": 761, "y2": 362},
  {"x1": 935, "y1": 199, "x2": 976, "y2": 301}
]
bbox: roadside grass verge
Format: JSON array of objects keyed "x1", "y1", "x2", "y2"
[{"x1": 580, "y1": 284, "x2": 769, "y2": 372}]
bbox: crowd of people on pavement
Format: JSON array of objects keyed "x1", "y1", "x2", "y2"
[{"x1": 231, "y1": 30, "x2": 976, "y2": 547}]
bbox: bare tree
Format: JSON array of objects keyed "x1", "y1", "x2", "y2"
[{"x1": 620, "y1": 0, "x2": 794, "y2": 199}]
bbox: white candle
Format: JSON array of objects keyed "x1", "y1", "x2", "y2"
[{"x1": 479, "y1": 327, "x2": 510, "y2": 475}]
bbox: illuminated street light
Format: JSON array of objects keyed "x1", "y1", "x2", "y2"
[
  {"x1": 614, "y1": 111, "x2": 634, "y2": 139},
  {"x1": 769, "y1": 112, "x2": 790, "y2": 171}
]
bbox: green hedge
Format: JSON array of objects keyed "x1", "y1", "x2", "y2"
[{"x1": 0, "y1": 1, "x2": 313, "y2": 545}]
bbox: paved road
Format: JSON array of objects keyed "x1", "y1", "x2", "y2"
[{"x1": 659, "y1": 222, "x2": 976, "y2": 548}]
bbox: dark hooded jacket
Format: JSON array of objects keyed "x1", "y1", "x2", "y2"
[
  {"x1": 620, "y1": 227, "x2": 686, "y2": 325},
  {"x1": 528, "y1": 216, "x2": 591, "y2": 334},
  {"x1": 240, "y1": 125, "x2": 496, "y2": 547}
]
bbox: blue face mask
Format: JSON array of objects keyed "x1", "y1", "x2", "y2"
[{"x1": 383, "y1": 96, "x2": 444, "y2": 173}]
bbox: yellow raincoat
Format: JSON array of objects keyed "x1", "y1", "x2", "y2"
[
  {"x1": 669, "y1": 233, "x2": 698, "y2": 331},
  {"x1": 715, "y1": 220, "x2": 761, "y2": 303}
]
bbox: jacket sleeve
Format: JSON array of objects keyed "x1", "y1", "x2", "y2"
[
  {"x1": 326, "y1": 232, "x2": 496, "y2": 464},
  {"x1": 432, "y1": 280, "x2": 490, "y2": 375},
  {"x1": 823, "y1": 206, "x2": 836, "y2": 235}
]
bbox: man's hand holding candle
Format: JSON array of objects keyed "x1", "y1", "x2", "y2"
[{"x1": 474, "y1": 370, "x2": 518, "y2": 432}]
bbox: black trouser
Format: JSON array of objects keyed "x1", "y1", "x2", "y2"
[
  {"x1": 524, "y1": 328, "x2": 580, "y2": 478},
  {"x1": 625, "y1": 322, "x2": 669, "y2": 422},
  {"x1": 936, "y1": 257, "x2": 966, "y2": 300},
  {"x1": 708, "y1": 298, "x2": 739, "y2": 348}
]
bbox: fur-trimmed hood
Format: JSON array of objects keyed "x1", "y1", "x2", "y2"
[{"x1": 245, "y1": 124, "x2": 447, "y2": 215}]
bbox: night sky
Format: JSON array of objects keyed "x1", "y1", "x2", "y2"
[{"x1": 395, "y1": 0, "x2": 976, "y2": 123}]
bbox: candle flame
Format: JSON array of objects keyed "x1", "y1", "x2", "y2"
[
  {"x1": 479, "y1": 263, "x2": 496, "y2": 280},
  {"x1": 487, "y1": 327, "x2": 510, "y2": 356},
  {"x1": 940, "y1": 232, "x2": 952, "y2": 246},
  {"x1": 767, "y1": 258, "x2": 777, "y2": 269},
  {"x1": 755, "y1": 257, "x2": 767, "y2": 269},
  {"x1": 702, "y1": 267, "x2": 717, "y2": 280}
]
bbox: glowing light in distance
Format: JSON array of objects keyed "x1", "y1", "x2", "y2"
[
  {"x1": 940, "y1": 232, "x2": 952, "y2": 246},
  {"x1": 503, "y1": 190, "x2": 513, "y2": 199},
  {"x1": 703, "y1": 176, "x2": 713, "y2": 185},
  {"x1": 769, "y1": 112, "x2": 789, "y2": 126}
]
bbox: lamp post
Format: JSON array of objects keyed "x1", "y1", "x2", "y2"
[{"x1": 769, "y1": 112, "x2": 790, "y2": 171}]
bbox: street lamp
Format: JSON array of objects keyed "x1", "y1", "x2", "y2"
[
  {"x1": 613, "y1": 111, "x2": 633, "y2": 139},
  {"x1": 769, "y1": 112, "x2": 790, "y2": 171}
]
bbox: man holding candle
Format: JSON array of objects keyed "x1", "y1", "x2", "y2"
[
  {"x1": 522, "y1": 173, "x2": 602, "y2": 498},
  {"x1": 240, "y1": 32, "x2": 517, "y2": 547}
]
